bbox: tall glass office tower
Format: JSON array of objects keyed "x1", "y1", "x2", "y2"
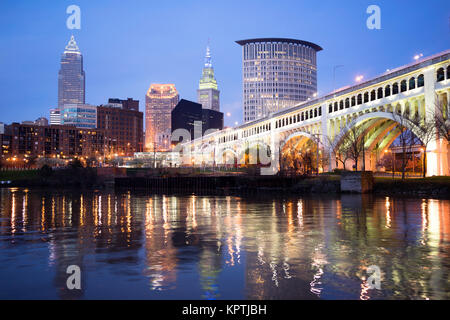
[
  {"x1": 197, "y1": 44, "x2": 220, "y2": 112},
  {"x1": 58, "y1": 35, "x2": 85, "y2": 108},
  {"x1": 145, "y1": 84, "x2": 179, "y2": 151},
  {"x1": 236, "y1": 38, "x2": 322, "y2": 123}
]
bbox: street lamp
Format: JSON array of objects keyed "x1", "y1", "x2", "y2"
[
  {"x1": 420, "y1": 148, "x2": 425, "y2": 177},
  {"x1": 355, "y1": 75, "x2": 364, "y2": 83},
  {"x1": 385, "y1": 149, "x2": 394, "y2": 178},
  {"x1": 414, "y1": 53, "x2": 423, "y2": 61}
]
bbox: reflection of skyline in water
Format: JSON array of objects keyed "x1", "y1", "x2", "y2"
[{"x1": 0, "y1": 188, "x2": 449, "y2": 300}]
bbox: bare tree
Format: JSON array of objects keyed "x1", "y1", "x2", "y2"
[
  {"x1": 434, "y1": 96, "x2": 450, "y2": 144},
  {"x1": 391, "y1": 111, "x2": 419, "y2": 180},
  {"x1": 409, "y1": 114, "x2": 436, "y2": 178},
  {"x1": 334, "y1": 125, "x2": 366, "y2": 171}
]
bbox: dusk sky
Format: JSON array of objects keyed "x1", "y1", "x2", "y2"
[{"x1": 1, "y1": 0, "x2": 449, "y2": 127}]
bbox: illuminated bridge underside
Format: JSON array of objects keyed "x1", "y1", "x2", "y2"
[{"x1": 183, "y1": 51, "x2": 450, "y2": 176}]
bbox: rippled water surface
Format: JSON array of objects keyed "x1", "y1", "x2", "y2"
[{"x1": 0, "y1": 187, "x2": 449, "y2": 299}]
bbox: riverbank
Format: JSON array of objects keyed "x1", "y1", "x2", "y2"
[
  {"x1": 115, "y1": 174, "x2": 450, "y2": 197},
  {"x1": 2, "y1": 168, "x2": 449, "y2": 198}
]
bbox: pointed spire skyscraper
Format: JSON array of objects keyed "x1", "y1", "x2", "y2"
[
  {"x1": 58, "y1": 35, "x2": 85, "y2": 108},
  {"x1": 197, "y1": 42, "x2": 220, "y2": 112}
]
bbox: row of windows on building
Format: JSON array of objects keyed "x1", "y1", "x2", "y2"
[
  {"x1": 328, "y1": 74, "x2": 425, "y2": 113},
  {"x1": 241, "y1": 106, "x2": 323, "y2": 139},
  {"x1": 437, "y1": 66, "x2": 450, "y2": 82},
  {"x1": 244, "y1": 59, "x2": 317, "y2": 70},
  {"x1": 244, "y1": 68, "x2": 316, "y2": 75},
  {"x1": 243, "y1": 43, "x2": 316, "y2": 61}
]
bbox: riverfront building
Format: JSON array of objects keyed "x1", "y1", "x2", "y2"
[
  {"x1": 236, "y1": 38, "x2": 322, "y2": 123},
  {"x1": 1, "y1": 123, "x2": 105, "y2": 159},
  {"x1": 97, "y1": 98, "x2": 143, "y2": 156},
  {"x1": 145, "y1": 84, "x2": 179, "y2": 151}
]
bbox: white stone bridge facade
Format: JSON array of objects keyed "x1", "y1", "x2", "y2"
[{"x1": 180, "y1": 51, "x2": 450, "y2": 176}]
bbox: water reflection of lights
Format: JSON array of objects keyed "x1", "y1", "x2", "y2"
[
  {"x1": 22, "y1": 190, "x2": 28, "y2": 231},
  {"x1": 98, "y1": 195, "x2": 102, "y2": 227},
  {"x1": 270, "y1": 262, "x2": 279, "y2": 287},
  {"x1": 297, "y1": 200, "x2": 303, "y2": 227},
  {"x1": 310, "y1": 246, "x2": 327, "y2": 297},
  {"x1": 11, "y1": 190, "x2": 16, "y2": 234},
  {"x1": 41, "y1": 197, "x2": 45, "y2": 231},
  {"x1": 385, "y1": 197, "x2": 391, "y2": 228},
  {"x1": 283, "y1": 261, "x2": 292, "y2": 279},
  {"x1": 226, "y1": 236, "x2": 235, "y2": 266},
  {"x1": 359, "y1": 279, "x2": 371, "y2": 300},
  {"x1": 3, "y1": 190, "x2": 449, "y2": 299}
]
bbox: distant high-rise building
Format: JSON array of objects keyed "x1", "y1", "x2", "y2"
[
  {"x1": 58, "y1": 35, "x2": 85, "y2": 108},
  {"x1": 145, "y1": 84, "x2": 179, "y2": 151},
  {"x1": 236, "y1": 38, "x2": 322, "y2": 123},
  {"x1": 171, "y1": 99, "x2": 223, "y2": 142},
  {"x1": 197, "y1": 44, "x2": 220, "y2": 112},
  {"x1": 61, "y1": 104, "x2": 97, "y2": 129},
  {"x1": 50, "y1": 108, "x2": 61, "y2": 125}
]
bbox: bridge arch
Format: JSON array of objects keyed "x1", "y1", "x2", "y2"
[
  {"x1": 280, "y1": 131, "x2": 318, "y2": 151},
  {"x1": 331, "y1": 111, "x2": 423, "y2": 151}
]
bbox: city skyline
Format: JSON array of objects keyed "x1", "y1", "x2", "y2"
[
  {"x1": 1, "y1": 1, "x2": 449, "y2": 127},
  {"x1": 1, "y1": 1, "x2": 450, "y2": 304}
]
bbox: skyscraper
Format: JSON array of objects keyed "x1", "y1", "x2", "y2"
[
  {"x1": 171, "y1": 99, "x2": 223, "y2": 142},
  {"x1": 197, "y1": 44, "x2": 220, "y2": 112},
  {"x1": 145, "y1": 84, "x2": 179, "y2": 151},
  {"x1": 58, "y1": 35, "x2": 85, "y2": 108},
  {"x1": 236, "y1": 38, "x2": 322, "y2": 123}
]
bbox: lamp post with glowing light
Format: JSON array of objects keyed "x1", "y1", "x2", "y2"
[
  {"x1": 385, "y1": 149, "x2": 395, "y2": 179},
  {"x1": 414, "y1": 53, "x2": 423, "y2": 61},
  {"x1": 420, "y1": 148, "x2": 425, "y2": 177}
]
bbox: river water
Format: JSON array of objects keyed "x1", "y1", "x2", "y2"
[{"x1": 0, "y1": 187, "x2": 449, "y2": 300}]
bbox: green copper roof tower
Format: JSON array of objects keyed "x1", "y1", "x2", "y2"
[{"x1": 197, "y1": 43, "x2": 220, "y2": 111}]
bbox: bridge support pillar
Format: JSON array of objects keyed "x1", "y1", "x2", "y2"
[{"x1": 426, "y1": 139, "x2": 449, "y2": 176}]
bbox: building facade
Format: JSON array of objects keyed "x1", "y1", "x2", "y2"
[
  {"x1": 35, "y1": 117, "x2": 49, "y2": 126},
  {"x1": 236, "y1": 38, "x2": 322, "y2": 123},
  {"x1": 171, "y1": 99, "x2": 223, "y2": 142},
  {"x1": 61, "y1": 104, "x2": 97, "y2": 129},
  {"x1": 108, "y1": 98, "x2": 139, "y2": 111},
  {"x1": 2, "y1": 123, "x2": 105, "y2": 159},
  {"x1": 97, "y1": 99, "x2": 143, "y2": 156},
  {"x1": 50, "y1": 108, "x2": 61, "y2": 125},
  {"x1": 197, "y1": 45, "x2": 220, "y2": 112},
  {"x1": 58, "y1": 35, "x2": 85, "y2": 108},
  {"x1": 145, "y1": 84, "x2": 179, "y2": 151}
]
